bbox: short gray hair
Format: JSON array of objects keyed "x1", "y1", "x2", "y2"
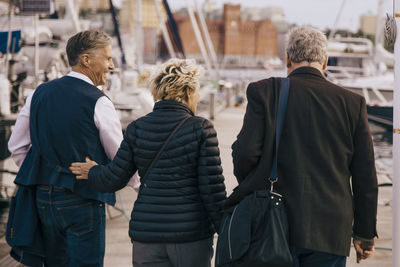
[
  {"x1": 66, "y1": 30, "x2": 112, "y2": 66},
  {"x1": 286, "y1": 26, "x2": 327, "y2": 65},
  {"x1": 150, "y1": 58, "x2": 204, "y2": 103}
]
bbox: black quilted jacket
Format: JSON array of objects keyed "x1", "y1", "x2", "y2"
[{"x1": 88, "y1": 100, "x2": 227, "y2": 243}]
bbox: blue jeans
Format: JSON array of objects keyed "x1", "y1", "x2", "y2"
[
  {"x1": 291, "y1": 247, "x2": 346, "y2": 267},
  {"x1": 35, "y1": 186, "x2": 106, "y2": 267}
]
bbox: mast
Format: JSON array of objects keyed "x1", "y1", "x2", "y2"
[
  {"x1": 4, "y1": 1, "x2": 14, "y2": 80},
  {"x1": 109, "y1": 0, "x2": 127, "y2": 67},
  {"x1": 135, "y1": 0, "x2": 143, "y2": 71},
  {"x1": 162, "y1": 0, "x2": 185, "y2": 57},
  {"x1": 65, "y1": 0, "x2": 82, "y2": 33},
  {"x1": 374, "y1": 0, "x2": 385, "y2": 66},
  {"x1": 153, "y1": 0, "x2": 176, "y2": 58},
  {"x1": 34, "y1": 14, "x2": 39, "y2": 87},
  {"x1": 393, "y1": 0, "x2": 400, "y2": 265},
  {"x1": 328, "y1": 0, "x2": 347, "y2": 40},
  {"x1": 185, "y1": 0, "x2": 212, "y2": 72},
  {"x1": 375, "y1": 0, "x2": 385, "y2": 48},
  {"x1": 194, "y1": 0, "x2": 219, "y2": 75}
]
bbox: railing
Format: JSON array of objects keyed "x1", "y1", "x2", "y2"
[{"x1": 325, "y1": 66, "x2": 366, "y2": 80}]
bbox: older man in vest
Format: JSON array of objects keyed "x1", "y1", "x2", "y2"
[{"x1": 8, "y1": 30, "x2": 122, "y2": 266}]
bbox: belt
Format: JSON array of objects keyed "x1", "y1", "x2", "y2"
[{"x1": 37, "y1": 184, "x2": 70, "y2": 192}]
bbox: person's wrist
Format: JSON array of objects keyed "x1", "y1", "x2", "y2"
[
  {"x1": 87, "y1": 164, "x2": 98, "y2": 180},
  {"x1": 353, "y1": 235, "x2": 374, "y2": 246}
]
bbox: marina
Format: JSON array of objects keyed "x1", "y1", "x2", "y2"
[{"x1": 0, "y1": 0, "x2": 397, "y2": 266}]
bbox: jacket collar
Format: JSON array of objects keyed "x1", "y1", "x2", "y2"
[
  {"x1": 287, "y1": 66, "x2": 326, "y2": 80},
  {"x1": 153, "y1": 100, "x2": 194, "y2": 116}
]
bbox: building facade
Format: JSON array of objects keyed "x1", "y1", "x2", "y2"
[
  {"x1": 176, "y1": 4, "x2": 279, "y2": 68},
  {"x1": 79, "y1": 0, "x2": 109, "y2": 11},
  {"x1": 120, "y1": 0, "x2": 165, "y2": 29},
  {"x1": 55, "y1": 0, "x2": 109, "y2": 12},
  {"x1": 360, "y1": 14, "x2": 377, "y2": 36},
  {"x1": 119, "y1": 0, "x2": 166, "y2": 63}
]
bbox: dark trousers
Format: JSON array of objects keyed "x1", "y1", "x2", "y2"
[
  {"x1": 291, "y1": 247, "x2": 346, "y2": 267},
  {"x1": 35, "y1": 186, "x2": 106, "y2": 267},
  {"x1": 132, "y1": 237, "x2": 214, "y2": 267}
]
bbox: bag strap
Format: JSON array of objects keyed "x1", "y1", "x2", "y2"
[
  {"x1": 141, "y1": 115, "x2": 191, "y2": 184},
  {"x1": 268, "y1": 78, "x2": 290, "y2": 189}
]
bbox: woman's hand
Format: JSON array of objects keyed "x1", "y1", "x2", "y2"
[{"x1": 69, "y1": 157, "x2": 98, "y2": 179}]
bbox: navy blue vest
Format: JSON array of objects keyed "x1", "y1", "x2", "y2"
[{"x1": 14, "y1": 76, "x2": 116, "y2": 205}]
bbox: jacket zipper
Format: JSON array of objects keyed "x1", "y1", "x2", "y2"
[{"x1": 228, "y1": 205, "x2": 239, "y2": 260}]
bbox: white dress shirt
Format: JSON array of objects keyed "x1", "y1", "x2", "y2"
[{"x1": 8, "y1": 71, "x2": 123, "y2": 167}]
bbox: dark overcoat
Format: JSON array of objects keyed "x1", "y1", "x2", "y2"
[{"x1": 226, "y1": 67, "x2": 378, "y2": 256}]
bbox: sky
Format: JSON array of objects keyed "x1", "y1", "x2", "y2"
[{"x1": 164, "y1": 0, "x2": 393, "y2": 32}]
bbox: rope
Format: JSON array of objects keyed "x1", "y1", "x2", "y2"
[{"x1": 384, "y1": 13, "x2": 397, "y2": 45}]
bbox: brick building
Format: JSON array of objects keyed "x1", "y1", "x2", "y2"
[
  {"x1": 176, "y1": 4, "x2": 279, "y2": 68},
  {"x1": 54, "y1": 0, "x2": 109, "y2": 12},
  {"x1": 119, "y1": 0, "x2": 168, "y2": 63}
]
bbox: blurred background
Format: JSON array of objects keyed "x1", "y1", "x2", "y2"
[{"x1": 0, "y1": 1, "x2": 394, "y2": 266}]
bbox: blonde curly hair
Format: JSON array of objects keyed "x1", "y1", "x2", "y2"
[{"x1": 150, "y1": 58, "x2": 204, "y2": 103}]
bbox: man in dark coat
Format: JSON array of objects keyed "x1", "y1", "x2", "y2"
[{"x1": 226, "y1": 26, "x2": 378, "y2": 266}]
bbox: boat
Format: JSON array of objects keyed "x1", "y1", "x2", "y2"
[
  {"x1": 324, "y1": 0, "x2": 394, "y2": 129},
  {"x1": 325, "y1": 36, "x2": 394, "y2": 129}
]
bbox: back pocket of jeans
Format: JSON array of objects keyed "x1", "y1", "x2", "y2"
[{"x1": 57, "y1": 202, "x2": 94, "y2": 236}]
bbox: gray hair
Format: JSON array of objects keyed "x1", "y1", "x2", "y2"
[
  {"x1": 150, "y1": 58, "x2": 204, "y2": 103},
  {"x1": 286, "y1": 26, "x2": 327, "y2": 65},
  {"x1": 66, "y1": 30, "x2": 112, "y2": 66}
]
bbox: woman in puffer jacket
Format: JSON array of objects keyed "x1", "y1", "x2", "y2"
[{"x1": 70, "y1": 58, "x2": 227, "y2": 267}]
